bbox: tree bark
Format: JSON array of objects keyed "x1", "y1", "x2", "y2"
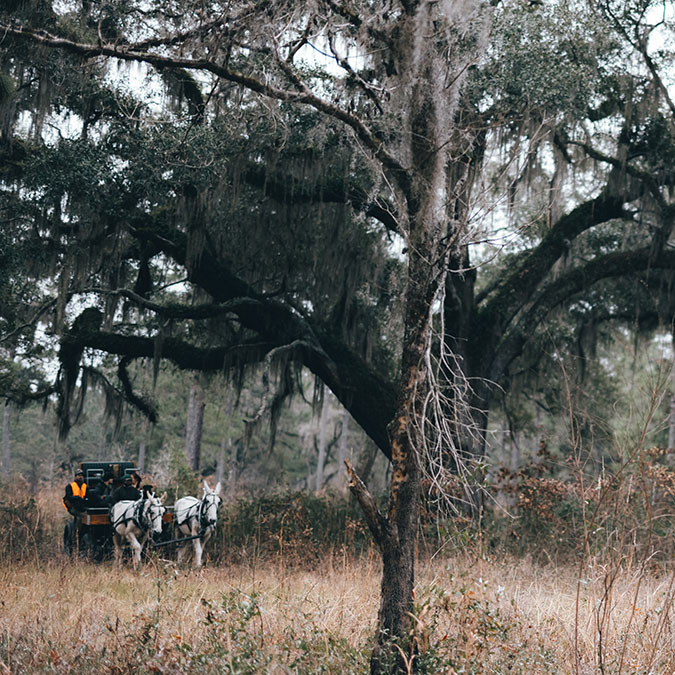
[
  {"x1": 337, "y1": 407, "x2": 349, "y2": 488},
  {"x1": 315, "y1": 392, "x2": 330, "y2": 492},
  {"x1": 669, "y1": 332, "x2": 675, "y2": 466},
  {"x1": 2, "y1": 400, "x2": 10, "y2": 477},
  {"x1": 185, "y1": 375, "x2": 205, "y2": 472}
]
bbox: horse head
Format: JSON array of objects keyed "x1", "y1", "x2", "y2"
[
  {"x1": 201, "y1": 480, "x2": 222, "y2": 529},
  {"x1": 144, "y1": 491, "x2": 166, "y2": 535}
]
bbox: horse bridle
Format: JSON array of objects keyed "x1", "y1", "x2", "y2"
[
  {"x1": 180, "y1": 493, "x2": 220, "y2": 534},
  {"x1": 146, "y1": 498, "x2": 165, "y2": 532},
  {"x1": 199, "y1": 492, "x2": 221, "y2": 530}
]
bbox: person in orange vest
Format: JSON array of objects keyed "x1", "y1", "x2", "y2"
[{"x1": 63, "y1": 468, "x2": 88, "y2": 521}]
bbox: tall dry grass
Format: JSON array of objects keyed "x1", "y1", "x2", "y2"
[
  {"x1": 1, "y1": 474, "x2": 673, "y2": 673},
  {"x1": 1, "y1": 552, "x2": 673, "y2": 673}
]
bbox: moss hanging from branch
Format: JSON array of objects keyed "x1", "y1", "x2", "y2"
[{"x1": 56, "y1": 307, "x2": 103, "y2": 439}]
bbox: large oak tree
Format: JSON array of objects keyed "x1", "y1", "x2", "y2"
[{"x1": 2, "y1": 0, "x2": 675, "y2": 669}]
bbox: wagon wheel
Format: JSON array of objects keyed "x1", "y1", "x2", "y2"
[
  {"x1": 79, "y1": 531, "x2": 95, "y2": 559},
  {"x1": 90, "y1": 532, "x2": 110, "y2": 562},
  {"x1": 63, "y1": 521, "x2": 74, "y2": 557},
  {"x1": 101, "y1": 532, "x2": 115, "y2": 561}
]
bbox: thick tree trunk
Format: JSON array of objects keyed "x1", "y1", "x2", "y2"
[
  {"x1": 2, "y1": 400, "x2": 10, "y2": 477},
  {"x1": 185, "y1": 376, "x2": 205, "y2": 472},
  {"x1": 216, "y1": 437, "x2": 226, "y2": 487},
  {"x1": 349, "y1": 4, "x2": 472, "y2": 665},
  {"x1": 372, "y1": 454, "x2": 420, "y2": 672},
  {"x1": 347, "y1": 246, "x2": 435, "y2": 671},
  {"x1": 337, "y1": 407, "x2": 349, "y2": 488},
  {"x1": 315, "y1": 392, "x2": 330, "y2": 492},
  {"x1": 351, "y1": 218, "x2": 439, "y2": 671},
  {"x1": 669, "y1": 333, "x2": 675, "y2": 466},
  {"x1": 347, "y1": 448, "x2": 420, "y2": 673}
]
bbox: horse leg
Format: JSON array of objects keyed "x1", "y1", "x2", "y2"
[
  {"x1": 193, "y1": 538, "x2": 203, "y2": 568},
  {"x1": 197, "y1": 530, "x2": 213, "y2": 568},
  {"x1": 176, "y1": 526, "x2": 189, "y2": 564},
  {"x1": 127, "y1": 532, "x2": 143, "y2": 568}
]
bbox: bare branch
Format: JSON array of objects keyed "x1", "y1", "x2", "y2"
[
  {"x1": 0, "y1": 298, "x2": 57, "y2": 344},
  {"x1": 411, "y1": 279, "x2": 486, "y2": 515},
  {"x1": 344, "y1": 459, "x2": 387, "y2": 546},
  {"x1": 326, "y1": 32, "x2": 384, "y2": 114}
]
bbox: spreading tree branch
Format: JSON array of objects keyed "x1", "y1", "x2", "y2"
[
  {"x1": 478, "y1": 193, "x2": 626, "y2": 330},
  {"x1": 0, "y1": 23, "x2": 412, "y2": 195},
  {"x1": 489, "y1": 247, "x2": 675, "y2": 382},
  {"x1": 240, "y1": 162, "x2": 400, "y2": 233}
]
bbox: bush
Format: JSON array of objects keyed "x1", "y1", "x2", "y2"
[
  {"x1": 0, "y1": 477, "x2": 51, "y2": 563},
  {"x1": 211, "y1": 491, "x2": 373, "y2": 566},
  {"x1": 482, "y1": 447, "x2": 675, "y2": 566}
]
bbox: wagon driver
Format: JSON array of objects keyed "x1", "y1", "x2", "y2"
[
  {"x1": 110, "y1": 473, "x2": 141, "y2": 505},
  {"x1": 62, "y1": 468, "x2": 88, "y2": 530}
]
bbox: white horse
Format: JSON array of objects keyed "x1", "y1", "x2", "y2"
[
  {"x1": 174, "y1": 481, "x2": 222, "y2": 567},
  {"x1": 110, "y1": 492, "x2": 166, "y2": 568}
]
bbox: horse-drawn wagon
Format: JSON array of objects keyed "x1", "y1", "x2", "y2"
[
  {"x1": 63, "y1": 461, "x2": 222, "y2": 567},
  {"x1": 63, "y1": 461, "x2": 173, "y2": 561}
]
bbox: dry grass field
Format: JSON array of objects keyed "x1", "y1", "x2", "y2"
[
  {"x1": 1, "y1": 552, "x2": 674, "y2": 674},
  {"x1": 1, "y1": 487, "x2": 673, "y2": 673}
]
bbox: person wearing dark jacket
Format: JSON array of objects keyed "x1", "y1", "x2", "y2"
[
  {"x1": 110, "y1": 475, "x2": 142, "y2": 505},
  {"x1": 88, "y1": 472, "x2": 114, "y2": 508},
  {"x1": 63, "y1": 469, "x2": 88, "y2": 543},
  {"x1": 63, "y1": 469, "x2": 87, "y2": 515}
]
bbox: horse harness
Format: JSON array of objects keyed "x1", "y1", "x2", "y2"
[
  {"x1": 112, "y1": 498, "x2": 160, "y2": 533},
  {"x1": 177, "y1": 494, "x2": 220, "y2": 535}
]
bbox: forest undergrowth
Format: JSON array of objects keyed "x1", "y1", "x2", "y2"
[
  {"x1": 0, "y1": 473, "x2": 674, "y2": 674},
  {"x1": 0, "y1": 551, "x2": 673, "y2": 673}
]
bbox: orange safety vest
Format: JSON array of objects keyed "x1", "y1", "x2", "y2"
[{"x1": 62, "y1": 481, "x2": 87, "y2": 510}]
